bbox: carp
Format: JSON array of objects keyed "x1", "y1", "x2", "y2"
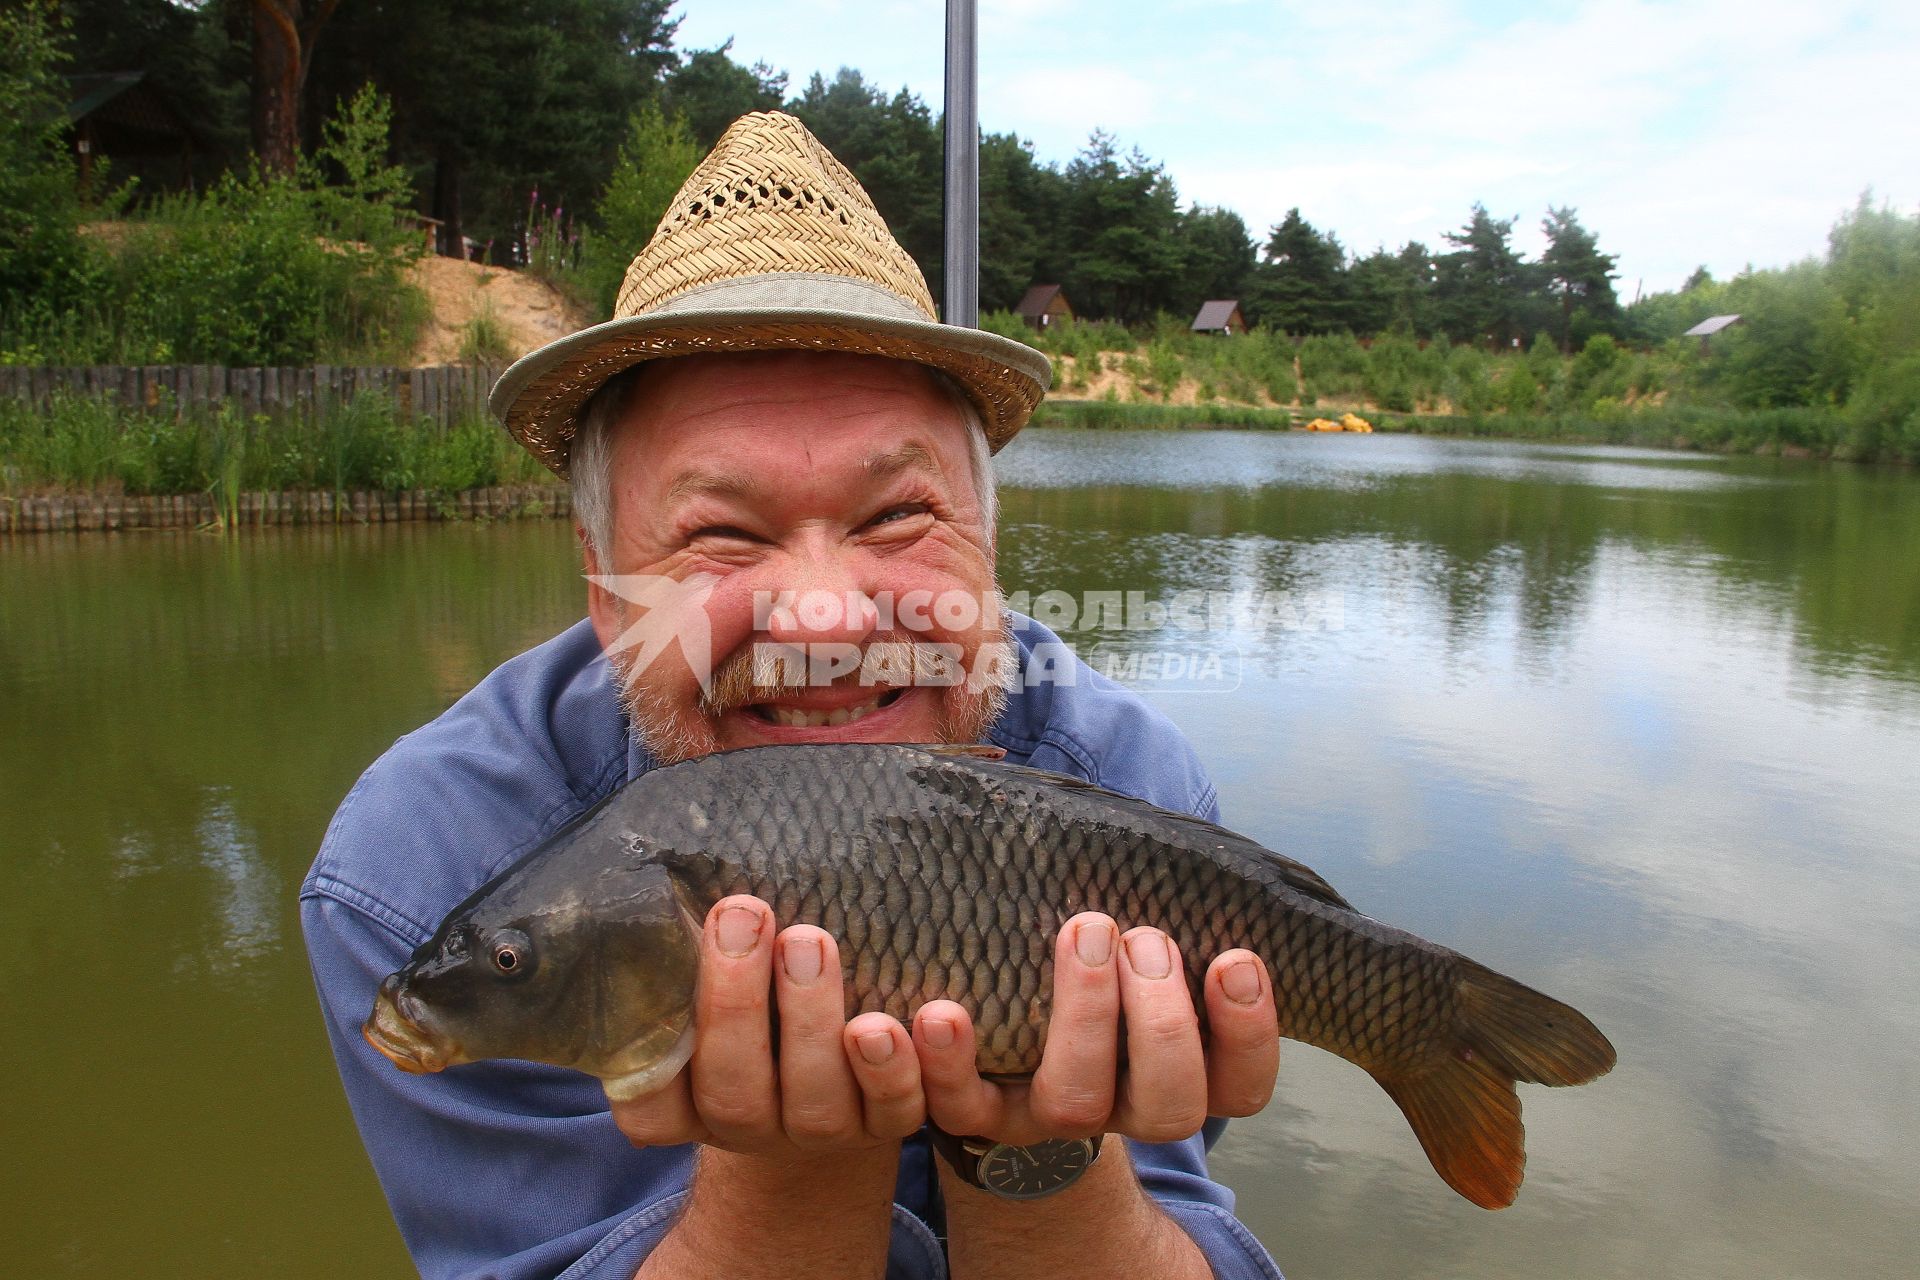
[{"x1": 366, "y1": 743, "x2": 1615, "y2": 1208}]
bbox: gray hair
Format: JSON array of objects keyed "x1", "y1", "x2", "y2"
[{"x1": 569, "y1": 361, "x2": 998, "y2": 565}]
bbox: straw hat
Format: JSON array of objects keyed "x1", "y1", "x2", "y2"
[{"x1": 490, "y1": 111, "x2": 1052, "y2": 478}]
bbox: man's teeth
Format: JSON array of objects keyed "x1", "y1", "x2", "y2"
[{"x1": 764, "y1": 697, "x2": 886, "y2": 729}]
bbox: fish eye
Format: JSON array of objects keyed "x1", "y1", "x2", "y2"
[{"x1": 487, "y1": 929, "x2": 534, "y2": 978}]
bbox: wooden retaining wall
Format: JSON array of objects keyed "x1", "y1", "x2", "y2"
[
  {"x1": 0, "y1": 485, "x2": 569, "y2": 534},
  {"x1": 0, "y1": 362, "x2": 507, "y2": 429}
]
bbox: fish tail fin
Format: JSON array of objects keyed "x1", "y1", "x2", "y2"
[{"x1": 1377, "y1": 961, "x2": 1617, "y2": 1210}]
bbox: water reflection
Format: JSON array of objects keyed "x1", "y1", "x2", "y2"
[
  {"x1": 991, "y1": 429, "x2": 1920, "y2": 1277},
  {"x1": 996, "y1": 430, "x2": 1920, "y2": 686},
  {"x1": 192, "y1": 791, "x2": 279, "y2": 972},
  {"x1": 3, "y1": 430, "x2": 1916, "y2": 1277}
]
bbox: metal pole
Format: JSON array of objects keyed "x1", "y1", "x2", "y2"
[{"x1": 943, "y1": 0, "x2": 979, "y2": 328}]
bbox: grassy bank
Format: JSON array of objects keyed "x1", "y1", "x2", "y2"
[
  {"x1": 1385, "y1": 405, "x2": 1868, "y2": 457},
  {"x1": 985, "y1": 308, "x2": 1920, "y2": 464},
  {"x1": 1031, "y1": 400, "x2": 1299, "y2": 431},
  {"x1": 0, "y1": 391, "x2": 555, "y2": 501},
  {"x1": 1029, "y1": 398, "x2": 1885, "y2": 463}
]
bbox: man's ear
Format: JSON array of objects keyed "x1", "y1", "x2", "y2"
[{"x1": 581, "y1": 524, "x2": 622, "y2": 655}]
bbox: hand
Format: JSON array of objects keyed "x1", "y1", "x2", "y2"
[
  {"x1": 912, "y1": 913, "x2": 1279, "y2": 1146},
  {"x1": 609, "y1": 895, "x2": 927, "y2": 1156}
]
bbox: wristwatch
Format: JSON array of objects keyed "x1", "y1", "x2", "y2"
[{"x1": 929, "y1": 1126, "x2": 1101, "y2": 1200}]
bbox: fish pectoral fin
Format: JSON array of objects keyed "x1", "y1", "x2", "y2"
[{"x1": 598, "y1": 1021, "x2": 698, "y2": 1104}]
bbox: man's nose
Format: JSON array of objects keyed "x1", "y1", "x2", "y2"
[{"x1": 760, "y1": 553, "x2": 882, "y2": 649}]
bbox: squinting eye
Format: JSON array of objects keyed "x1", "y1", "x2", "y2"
[
  {"x1": 690, "y1": 524, "x2": 760, "y2": 542},
  {"x1": 869, "y1": 504, "x2": 928, "y2": 527}
]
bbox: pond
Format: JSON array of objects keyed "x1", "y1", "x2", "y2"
[{"x1": 4, "y1": 430, "x2": 1916, "y2": 1277}]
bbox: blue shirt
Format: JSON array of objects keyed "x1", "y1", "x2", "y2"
[{"x1": 302, "y1": 615, "x2": 1284, "y2": 1280}]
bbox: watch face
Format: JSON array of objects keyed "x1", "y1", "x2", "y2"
[{"x1": 978, "y1": 1137, "x2": 1097, "y2": 1199}]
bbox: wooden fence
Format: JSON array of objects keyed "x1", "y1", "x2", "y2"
[
  {"x1": 0, "y1": 362, "x2": 507, "y2": 429},
  {"x1": 0, "y1": 485, "x2": 568, "y2": 534}
]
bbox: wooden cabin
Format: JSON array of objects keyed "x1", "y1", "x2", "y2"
[
  {"x1": 66, "y1": 72, "x2": 200, "y2": 193},
  {"x1": 1016, "y1": 284, "x2": 1074, "y2": 331},
  {"x1": 1191, "y1": 300, "x2": 1247, "y2": 336}
]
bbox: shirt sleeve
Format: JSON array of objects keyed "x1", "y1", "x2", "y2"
[
  {"x1": 302, "y1": 888, "x2": 696, "y2": 1280},
  {"x1": 1127, "y1": 1128, "x2": 1286, "y2": 1280}
]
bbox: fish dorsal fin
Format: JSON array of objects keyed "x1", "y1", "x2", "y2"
[
  {"x1": 1157, "y1": 807, "x2": 1356, "y2": 912},
  {"x1": 917, "y1": 743, "x2": 1009, "y2": 761},
  {"x1": 923, "y1": 750, "x2": 1356, "y2": 913}
]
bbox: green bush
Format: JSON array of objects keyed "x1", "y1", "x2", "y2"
[
  {"x1": 4, "y1": 85, "x2": 424, "y2": 367},
  {"x1": 1298, "y1": 333, "x2": 1368, "y2": 398},
  {"x1": 458, "y1": 300, "x2": 513, "y2": 364},
  {"x1": 1497, "y1": 363, "x2": 1540, "y2": 414},
  {"x1": 1845, "y1": 353, "x2": 1920, "y2": 462},
  {"x1": 0, "y1": 4, "x2": 98, "y2": 323}
]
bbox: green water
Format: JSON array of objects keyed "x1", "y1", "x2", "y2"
[{"x1": 4, "y1": 430, "x2": 1916, "y2": 1277}]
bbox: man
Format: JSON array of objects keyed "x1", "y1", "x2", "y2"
[{"x1": 304, "y1": 112, "x2": 1284, "y2": 1279}]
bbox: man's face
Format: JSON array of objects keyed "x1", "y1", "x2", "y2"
[{"x1": 583, "y1": 351, "x2": 1009, "y2": 764}]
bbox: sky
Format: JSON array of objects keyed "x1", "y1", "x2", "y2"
[{"x1": 672, "y1": 0, "x2": 1920, "y2": 297}]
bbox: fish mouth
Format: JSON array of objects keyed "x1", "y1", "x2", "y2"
[{"x1": 363, "y1": 981, "x2": 456, "y2": 1074}]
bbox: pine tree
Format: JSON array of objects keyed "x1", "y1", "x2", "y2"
[
  {"x1": 1246, "y1": 208, "x2": 1350, "y2": 334},
  {"x1": 1436, "y1": 204, "x2": 1532, "y2": 347},
  {"x1": 1540, "y1": 206, "x2": 1620, "y2": 351}
]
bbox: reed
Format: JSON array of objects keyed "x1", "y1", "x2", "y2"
[{"x1": 0, "y1": 390, "x2": 562, "y2": 500}]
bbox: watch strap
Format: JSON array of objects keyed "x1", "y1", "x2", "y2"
[{"x1": 927, "y1": 1125, "x2": 1100, "y2": 1199}]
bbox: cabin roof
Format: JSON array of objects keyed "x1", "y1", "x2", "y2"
[
  {"x1": 1191, "y1": 299, "x2": 1242, "y2": 330},
  {"x1": 1016, "y1": 284, "x2": 1065, "y2": 317},
  {"x1": 1683, "y1": 314, "x2": 1742, "y2": 337}
]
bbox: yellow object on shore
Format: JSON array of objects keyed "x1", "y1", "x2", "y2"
[{"x1": 1301, "y1": 413, "x2": 1375, "y2": 433}]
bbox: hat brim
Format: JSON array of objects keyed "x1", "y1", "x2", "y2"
[{"x1": 490, "y1": 308, "x2": 1054, "y2": 479}]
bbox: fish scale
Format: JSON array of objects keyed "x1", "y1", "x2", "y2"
[
  {"x1": 650, "y1": 746, "x2": 1455, "y2": 1074},
  {"x1": 370, "y1": 742, "x2": 1616, "y2": 1209}
]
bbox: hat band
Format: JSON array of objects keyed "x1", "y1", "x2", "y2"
[{"x1": 647, "y1": 272, "x2": 934, "y2": 323}]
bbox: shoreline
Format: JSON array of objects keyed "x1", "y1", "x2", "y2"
[
  {"x1": 1029, "y1": 399, "x2": 1901, "y2": 466},
  {"x1": 5, "y1": 403, "x2": 1905, "y2": 535}
]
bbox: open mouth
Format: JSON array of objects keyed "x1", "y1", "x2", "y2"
[{"x1": 746, "y1": 687, "x2": 906, "y2": 728}]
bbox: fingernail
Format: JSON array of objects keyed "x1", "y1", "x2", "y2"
[
  {"x1": 783, "y1": 935, "x2": 822, "y2": 983},
  {"x1": 1125, "y1": 931, "x2": 1172, "y2": 980},
  {"x1": 1075, "y1": 920, "x2": 1113, "y2": 967},
  {"x1": 858, "y1": 1031, "x2": 895, "y2": 1065},
  {"x1": 1223, "y1": 958, "x2": 1261, "y2": 1005},
  {"x1": 922, "y1": 1017, "x2": 956, "y2": 1049},
  {"x1": 717, "y1": 905, "x2": 761, "y2": 958}
]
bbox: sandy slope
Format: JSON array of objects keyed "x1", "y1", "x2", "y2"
[{"x1": 407, "y1": 256, "x2": 592, "y2": 366}]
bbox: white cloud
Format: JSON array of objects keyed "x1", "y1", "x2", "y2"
[
  {"x1": 985, "y1": 64, "x2": 1166, "y2": 138},
  {"x1": 674, "y1": 0, "x2": 1920, "y2": 292}
]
